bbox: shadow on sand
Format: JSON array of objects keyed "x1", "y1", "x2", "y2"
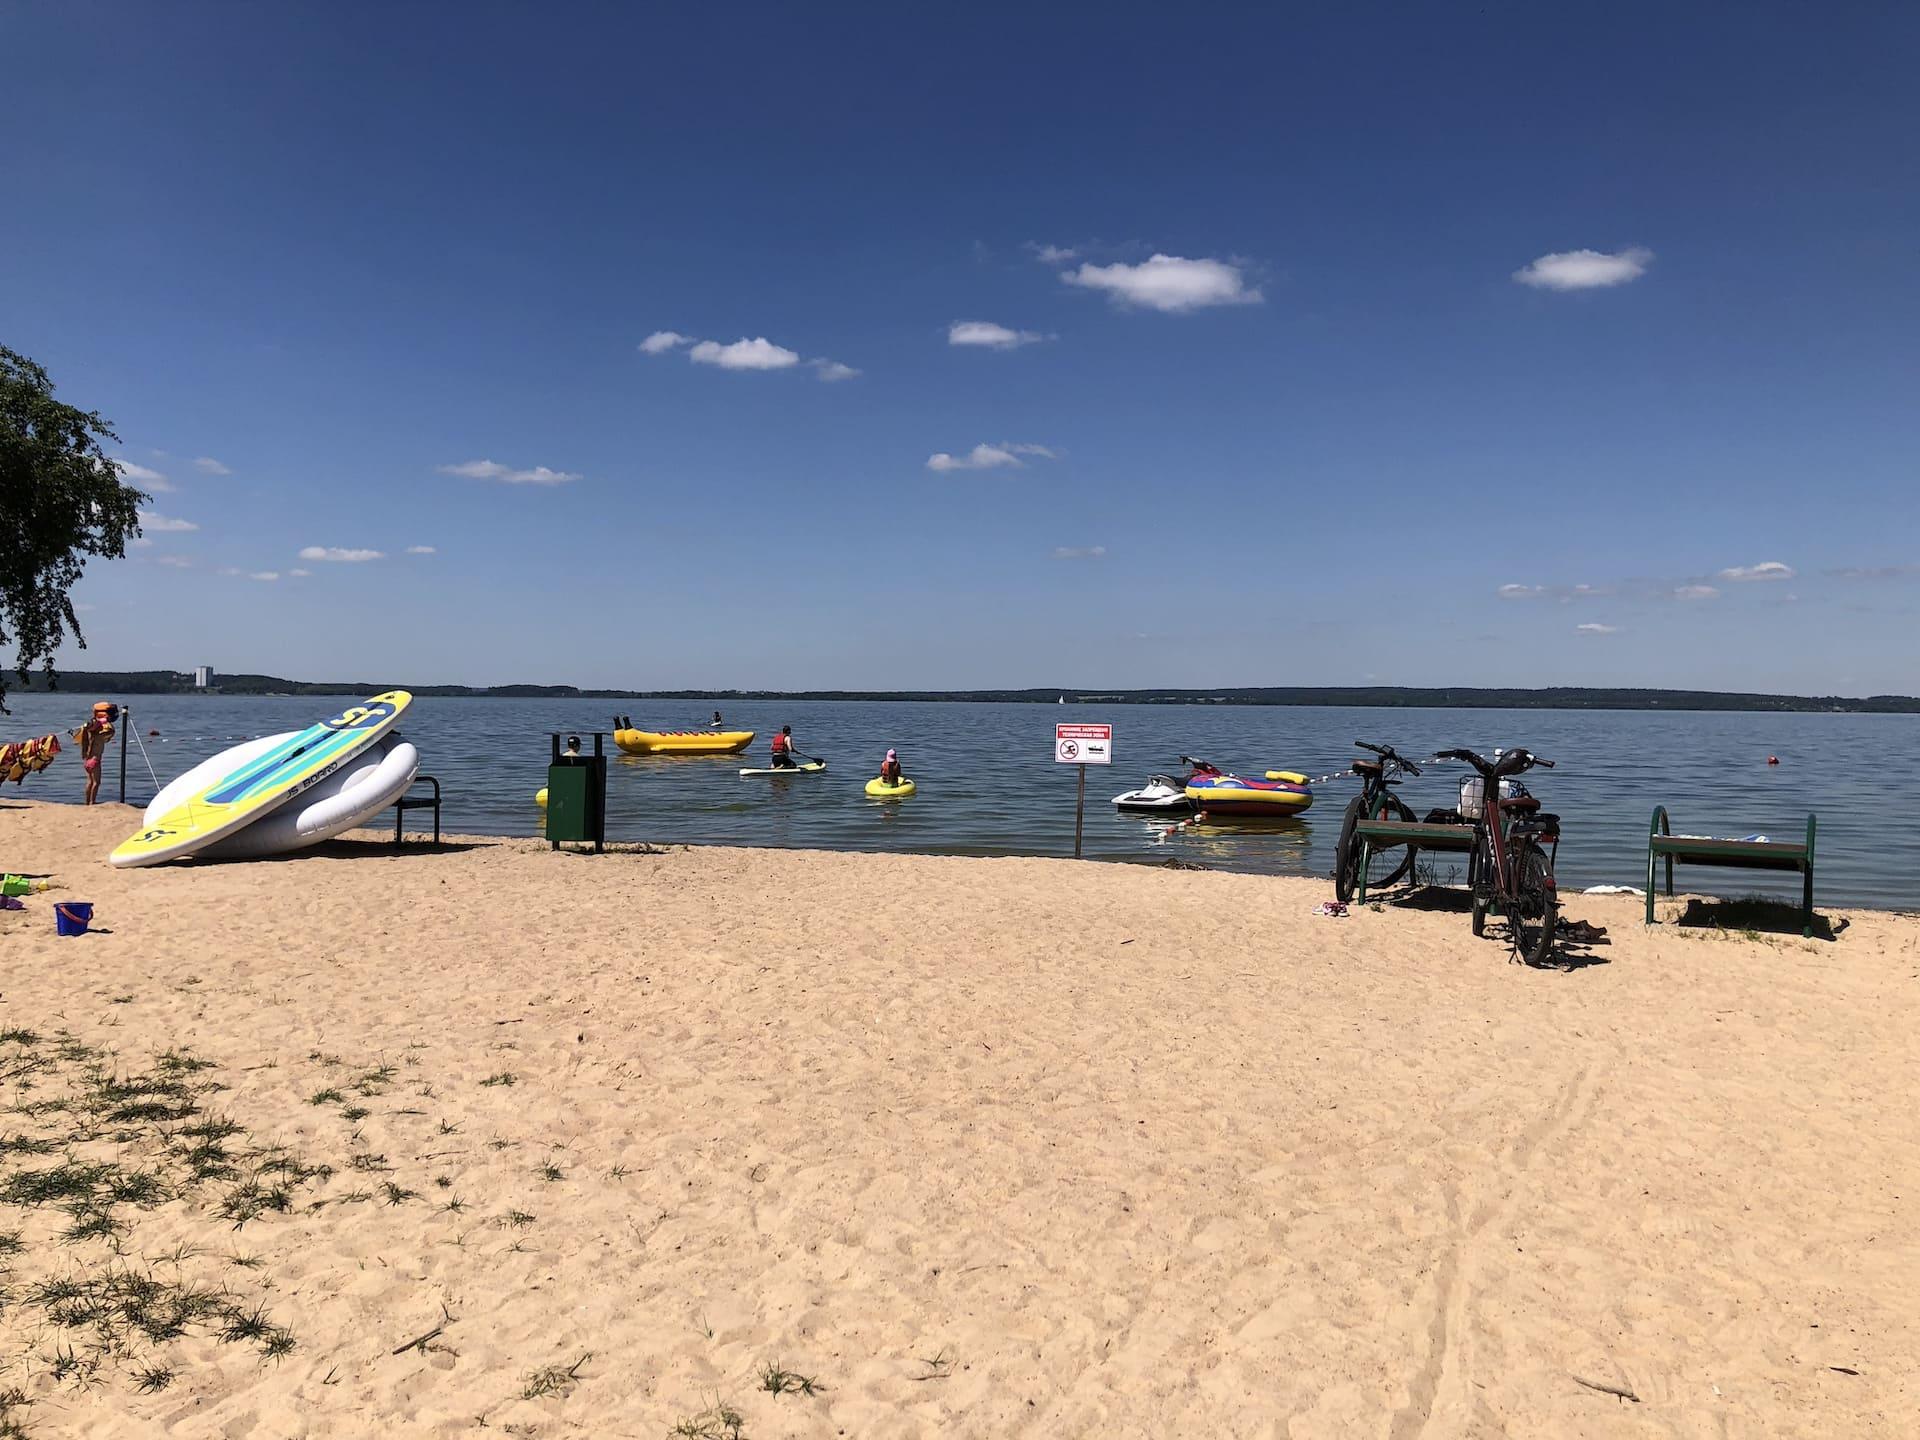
[
  {"x1": 1671, "y1": 895, "x2": 1844, "y2": 942},
  {"x1": 1366, "y1": 883, "x2": 1611, "y2": 971}
]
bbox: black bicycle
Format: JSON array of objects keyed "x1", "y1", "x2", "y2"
[
  {"x1": 1332, "y1": 741, "x2": 1422, "y2": 903},
  {"x1": 1436, "y1": 747, "x2": 1559, "y2": 965}
]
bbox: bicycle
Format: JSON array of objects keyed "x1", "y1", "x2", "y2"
[
  {"x1": 1332, "y1": 741, "x2": 1422, "y2": 903},
  {"x1": 1435, "y1": 747, "x2": 1560, "y2": 965}
]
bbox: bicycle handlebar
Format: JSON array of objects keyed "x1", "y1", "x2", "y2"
[
  {"x1": 1437, "y1": 747, "x2": 1553, "y2": 777},
  {"x1": 1353, "y1": 740, "x2": 1421, "y2": 776}
]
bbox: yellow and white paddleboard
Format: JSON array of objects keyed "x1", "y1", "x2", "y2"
[{"x1": 110, "y1": 691, "x2": 412, "y2": 868}]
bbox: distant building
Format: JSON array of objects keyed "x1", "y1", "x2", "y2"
[{"x1": 193, "y1": 666, "x2": 212, "y2": 689}]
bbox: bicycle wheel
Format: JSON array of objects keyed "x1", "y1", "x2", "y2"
[
  {"x1": 1335, "y1": 793, "x2": 1418, "y2": 903},
  {"x1": 1469, "y1": 827, "x2": 1491, "y2": 938},
  {"x1": 1373, "y1": 793, "x2": 1418, "y2": 888},
  {"x1": 1511, "y1": 842, "x2": 1558, "y2": 965},
  {"x1": 1333, "y1": 795, "x2": 1365, "y2": 903}
]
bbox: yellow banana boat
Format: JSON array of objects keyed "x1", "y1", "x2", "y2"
[{"x1": 613, "y1": 728, "x2": 756, "y2": 756}]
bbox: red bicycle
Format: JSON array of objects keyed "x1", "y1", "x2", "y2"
[{"x1": 1437, "y1": 747, "x2": 1559, "y2": 965}]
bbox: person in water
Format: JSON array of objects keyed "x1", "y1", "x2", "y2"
[
  {"x1": 710, "y1": 710, "x2": 724, "y2": 728},
  {"x1": 770, "y1": 725, "x2": 797, "y2": 769},
  {"x1": 878, "y1": 748, "x2": 903, "y2": 786}
]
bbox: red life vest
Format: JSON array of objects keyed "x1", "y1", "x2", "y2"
[{"x1": 772, "y1": 733, "x2": 790, "y2": 754}]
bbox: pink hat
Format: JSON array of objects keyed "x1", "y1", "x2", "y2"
[{"x1": 886, "y1": 748, "x2": 898, "y2": 760}]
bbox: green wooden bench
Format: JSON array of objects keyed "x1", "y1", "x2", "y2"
[
  {"x1": 1646, "y1": 806, "x2": 1817, "y2": 936},
  {"x1": 1351, "y1": 818, "x2": 1479, "y2": 902}
]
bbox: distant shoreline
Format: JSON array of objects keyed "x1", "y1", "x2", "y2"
[{"x1": 12, "y1": 671, "x2": 1920, "y2": 714}]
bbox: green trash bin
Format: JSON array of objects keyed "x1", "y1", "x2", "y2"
[{"x1": 545, "y1": 734, "x2": 606, "y2": 852}]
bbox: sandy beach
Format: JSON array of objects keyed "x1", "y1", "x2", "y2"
[{"x1": 1, "y1": 797, "x2": 1915, "y2": 1438}]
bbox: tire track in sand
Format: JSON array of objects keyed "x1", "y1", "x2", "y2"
[{"x1": 1388, "y1": 1063, "x2": 1598, "y2": 1440}]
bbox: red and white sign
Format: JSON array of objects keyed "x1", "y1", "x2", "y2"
[{"x1": 1055, "y1": 722, "x2": 1113, "y2": 765}]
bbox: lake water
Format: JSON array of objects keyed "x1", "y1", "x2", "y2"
[{"x1": 6, "y1": 694, "x2": 1916, "y2": 909}]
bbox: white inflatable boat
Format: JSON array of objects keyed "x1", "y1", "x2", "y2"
[{"x1": 140, "y1": 732, "x2": 420, "y2": 861}]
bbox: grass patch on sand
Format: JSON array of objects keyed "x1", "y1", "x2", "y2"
[
  {"x1": 670, "y1": 1401, "x2": 747, "y2": 1439},
  {"x1": 760, "y1": 1362, "x2": 824, "y2": 1397},
  {"x1": 520, "y1": 1352, "x2": 591, "y2": 1400},
  {"x1": 0, "y1": 1029, "x2": 417, "y2": 1431}
]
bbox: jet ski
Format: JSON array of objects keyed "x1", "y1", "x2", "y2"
[{"x1": 1113, "y1": 756, "x2": 1219, "y2": 813}]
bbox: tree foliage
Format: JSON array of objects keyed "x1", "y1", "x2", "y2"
[{"x1": 0, "y1": 344, "x2": 144, "y2": 711}]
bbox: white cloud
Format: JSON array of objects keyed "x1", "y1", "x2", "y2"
[
  {"x1": 1672, "y1": 584, "x2": 1720, "y2": 600},
  {"x1": 192, "y1": 456, "x2": 232, "y2": 475},
  {"x1": 405, "y1": 544, "x2": 437, "y2": 555},
  {"x1": 1717, "y1": 561, "x2": 1795, "y2": 583},
  {"x1": 1513, "y1": 247, "x2": 1653, "y2": 291},
  {"x1": 438, "y1": 459, "x2": 581, "y2": 486},
  {"x1": 688, "y1": 337, "x2": 801, "y2": 371},
  {"x1": 138, "y1": 510, "x2": 198, "y2": 532},
  {"x1": 1029, "y1": 243, "x2": 1079, "y2": 264},
  {"x1": 1576, "y1": 622, "x2": 1620, "y2": 635},
  {"x1": 298, "y1": 546, "x2": 385, "y2": 563},
  {"x1": 220, "y1": 567, "x2": 279, "y2": 581},
  {"x1": 130, "y1": 537, "x2": 153, "y2": 548},
  {"x1": 648, "y1": 331, "x2": 855, "y2": 380},
  {"x1": 288, "y1": 568, "x2": 311, "y2": 578},
  {"x1": 115, "y1": 459, "x2": 173, "y2": 492},
  {"x1": 1062, "y1": 253, "x2": 1261, "y2": 312},
  {"x1": 949, "y1": 320, "x2": 1047, "y2": 350},
  {"x1": 154, "y1": 555, "x2": 193, "y2": 569},
  {"x1": 1828, "y1": 563, "x2": 1920, "y2": 579},
  {"x1": 926, "y1": 442, "x2": 1058, "y2": 473},
  {"x1": 1498, "y1": 581, "x2": 1609, "y2": 602},
  {"x1": 1053, "y1": 545, "x2": 1106, "y2": 559}
]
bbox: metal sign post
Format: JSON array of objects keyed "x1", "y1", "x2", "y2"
[{"x1": 1055, "y1": 722, "x2": 1113, "y2": 859}]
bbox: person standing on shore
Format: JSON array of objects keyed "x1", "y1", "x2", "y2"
[{"x1": 72, "y1": 703, "x2": 115, "y2": 805}]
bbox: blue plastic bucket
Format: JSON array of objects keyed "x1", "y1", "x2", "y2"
[{"x1": 54, "y1": 902, "x2": 94, "y2": 937}]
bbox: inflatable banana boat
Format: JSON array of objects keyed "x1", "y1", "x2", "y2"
[
  {"x1": 613, "y1": 728, "x2": 755, "y2": 756},
  {"x1": 1185, "y1": 769, "x2": 1313, "y2": 818}
]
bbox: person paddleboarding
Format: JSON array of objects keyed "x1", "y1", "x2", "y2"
[{"x1": 770, "y1": 725, "x2": 798, "y2": 770}]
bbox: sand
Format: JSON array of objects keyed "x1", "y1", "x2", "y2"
[{"x1": 1, "y1": 797, "x2": 1916, "y2": 1438}]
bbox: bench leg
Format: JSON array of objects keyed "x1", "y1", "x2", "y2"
[
  {"x1": 433, "y1": 803, "x2": 441, "y2": 846},
  {"x1": 395, "y1": 808, "x2": 403, "y2": 844},
  {"x1": 1645, "y1": 849, "x2": 1656, "y2": 926},
  {"x1": 1354, "y1": 841, "x2": 1369, "y2": 904},
  {"x1": 1802, "y1": 865, "x2": 1813, "y2": 939}
]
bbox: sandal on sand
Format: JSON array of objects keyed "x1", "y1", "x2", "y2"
[
  {"x1": 1559, "y1": 918, "x2": 1608, "y2": 943},
  {"x1": 1315, "y1": 901, "x2": 1349, "y2": 918}
]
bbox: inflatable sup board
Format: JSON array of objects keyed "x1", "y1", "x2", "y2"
[
  {"x1": 739, "y1": 762, "x2": 826, "y2": 776},
  {"x1": 110, "y1": 691, "x2": 412, "y2": 868},
  {"x1": 139, "y1": 731, "x2": 419, "y2": 860}
]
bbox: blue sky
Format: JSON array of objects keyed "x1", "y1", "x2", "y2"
[{"x1": 5, "y1": 2, "x2": 1916, "y2": 693}]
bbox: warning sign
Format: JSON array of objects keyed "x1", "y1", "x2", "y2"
[{"x1": 1055, "y1": 722, "x2": 1113, "y2": 765}]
